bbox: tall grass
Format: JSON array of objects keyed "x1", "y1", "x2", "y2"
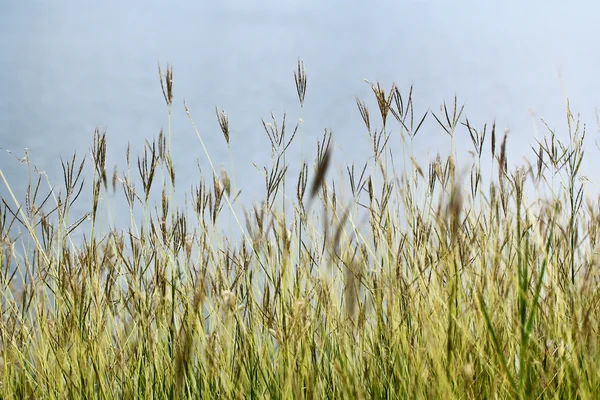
[{"x1": 1, "y1": 62, "x2": 599, "y2": 399}]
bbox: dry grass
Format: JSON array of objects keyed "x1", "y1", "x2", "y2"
[{"x1": 0, "y1": 62, "x2": 599, "y2": 399}]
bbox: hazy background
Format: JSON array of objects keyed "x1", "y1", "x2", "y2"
[{"x1": 1, "y1": 0, "x2": 600, "y2": 232}]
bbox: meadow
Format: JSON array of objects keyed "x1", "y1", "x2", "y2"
[{"x1": 1, "y1": 61, "x2": 599, "y2": 398}]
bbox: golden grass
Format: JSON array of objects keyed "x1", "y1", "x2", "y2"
[{"x1": 0, "y1": 62, "x2": 599, "y2": 399}]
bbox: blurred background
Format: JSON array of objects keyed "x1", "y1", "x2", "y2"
[{"x1": 1, "y1": 0, "x2": 599, "y2": 229}]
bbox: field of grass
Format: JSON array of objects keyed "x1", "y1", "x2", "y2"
[{"x1": 1, "y1": 61, "x2": 600, "y2": 398}]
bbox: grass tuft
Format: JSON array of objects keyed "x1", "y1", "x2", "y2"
[{"x1": 0, "y1": 62, "x2": 599, "y2": 399}]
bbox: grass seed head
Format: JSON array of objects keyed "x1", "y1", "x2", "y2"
[
  {"x1": 216, "y1": 107, "x2": 230, "y2": 146},
  {"x1": 294, "y1": 58, "x2": 307, "y2": 107},
  {"x1": 159, "y1": 63, "x2": 174, "y2": 106}
]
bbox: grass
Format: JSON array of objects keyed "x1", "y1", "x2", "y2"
[{"x1": 1, "y1": 62, "x2": 600, "y2": 399}]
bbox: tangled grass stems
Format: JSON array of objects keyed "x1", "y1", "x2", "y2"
[{"x1": 1, "y1": 62, "x2": 600, "y2": 399}]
